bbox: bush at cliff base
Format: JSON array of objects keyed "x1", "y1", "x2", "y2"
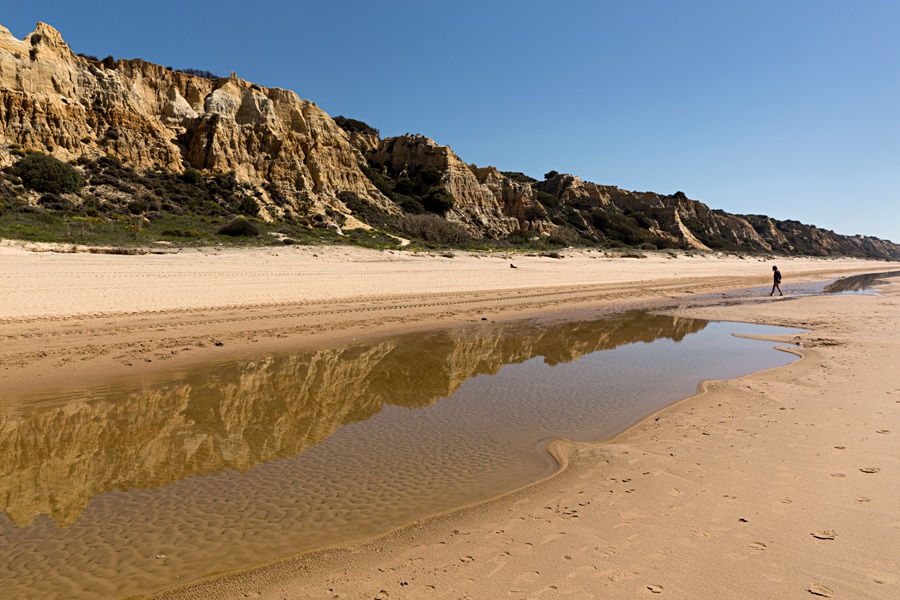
[
  {"x1": 218, "y1": 217, "x2": 259, "y2": 237},
  {"x1": 13, "y1": 153, "x2": 83, "y2": 194}
]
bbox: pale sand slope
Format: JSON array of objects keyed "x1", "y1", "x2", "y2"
[
  {"x1": 151, "y1": 280, "x2": 900, "y2": 599},
  {"x1": 0, "y1": 241, "x2": 887, "y2": 396}
]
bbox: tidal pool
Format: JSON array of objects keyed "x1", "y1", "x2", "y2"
[
  {"x1": 0, "y1": 312, "x2": 799, "y2": 599},
  {"x1": 822, "y1": 270, "x2": 900, "y2": 294}
]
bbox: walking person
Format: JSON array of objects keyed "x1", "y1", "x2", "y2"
[{"x1": 770, "y1": 265, "x2": 783, "y2": 296}]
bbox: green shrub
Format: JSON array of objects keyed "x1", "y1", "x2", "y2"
[
  {"x1": 180, "y1": 167, "x2": 202, "y2": 185},
  {"x1": 398, "y1": 196, "x2": 424, "y2": 214},
  {"x1": 210, "y1": 171, "x2": 238, "y2": 192},
  {"x1": 624, "y1": 208, "x2": 654, "y2": 229},
  {"x1": 38, "y1": 194, "x2": 76, "y2": 211},
  {"x1": 533, "y1": 190, "x2": 558, "y2": 208},
  {"x1": 422, "y1": 186, "x2": 455, "y2": 215},
  {"x1": 333, "y1": 116, "x2": 380, "y2": 136},
  {"x1": 13, "y1": 154, "x2": 83, "y2": 194},
  {"x1": 501, "y1": 171, "x2": 537, "y2": 184},
  {"x1": 128, "y1": 198, "x2": 150, "y2": 214},
  {"x1": 218, "y1": 217, "x2": 259, "y2": 237},
  {"x1": 360, "y1": 164, "x2": 395, "y2": 200},
  {"x1": 393, "y1": 178, "x2": 417, "y2": 195},
  {"x1": 265, "y1": 183, "x2": 288, "y2": 206},
  {"x1": 236, "y1": 195, "x2": 260, "y2": 217},
  {"x1": 419, "y1": 166, "x2": 442, "y2": 185},
  {"x1": 177, "y1": 68, "x2": 221, "y2": 80},
  {"x1": 562, "y1": 207, "x2": 586, "y2": 230},
  {"x1": 338, "y1": 191, "x2": 394, "y2": 228},
  {"x1": 591, "y1": 209, "x2": 646, "y2": 246}
]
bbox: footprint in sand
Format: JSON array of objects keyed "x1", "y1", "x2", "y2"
[
  {"x1": 811, "y1": 531, "x2": 836, "y2": 540},
  {"x1": 647, "y1": 584, "x2": 664, "y2": 594},
  {"x1": 860, "y1": 467, "x2": 881, "y2": 474},
  {"x1": 875, "y1": 430, "x2": 890, "y2": 434},
  {"x1": 748, "y1": 542, "x2": 767, "y2": 551},
  {"x1": 808, "y1": 583, "x2": 833, "y2": 597},
  {"x1": 830, "y1": 473, "x2": 846, "y2": 478}
]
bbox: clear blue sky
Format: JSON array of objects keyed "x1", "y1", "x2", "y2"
[{"x1": 4, "y1": 1, "x2": 899, "y2": 242}]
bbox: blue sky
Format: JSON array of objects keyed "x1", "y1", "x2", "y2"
[{"x1": 4, "y1": 1, "x2": 899, "y2": 242}]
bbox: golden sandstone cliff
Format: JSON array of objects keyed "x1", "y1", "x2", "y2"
[
  {"x1": 0, "y1": 22, "x2": 393, "y2": 223},
  {"x1": 1, "y1": 22, "x2": 898, "y2": 257}
]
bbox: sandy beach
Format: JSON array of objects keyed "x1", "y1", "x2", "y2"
[
  {"x1": 0, "y1": 242, "x2": 887, "y2": 396},
  {"x1": 2, "y1": 242, "x2": 898, "y2": 599}
]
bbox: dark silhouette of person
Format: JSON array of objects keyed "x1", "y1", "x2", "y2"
[{"x1": 770, "y1": 265, "x2": 783, "y2": 296}]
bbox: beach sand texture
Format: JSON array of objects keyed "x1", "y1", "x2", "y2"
[
  {"x1": 0, "y1": 243, "x2": 884, "y2": 396},
  {"x1": 1, "y1": 242, "x2": 897, "y2": 599}
]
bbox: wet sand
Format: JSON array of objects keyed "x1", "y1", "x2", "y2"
[
  {"x1": 2, "y1": 242, "x2": 898, "y2": 599},
  {"x1": 1, "y1": 315, "x2": 798, "y2": 599},
  {"x1": 157, "y1": 276, "x2": 900, "y2": 600}
]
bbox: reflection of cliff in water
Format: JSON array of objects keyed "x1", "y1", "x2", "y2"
[
  {"x1": 822, "y1": 270, "x2": 900, "y2": 294},
  {"x1": 0, "y1": 312, "x2": 706, "y2": 528}
]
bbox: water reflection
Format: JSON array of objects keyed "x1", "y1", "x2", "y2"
[
  {"x1": 823, "y1": 270, "x2": 900, "y2": 294},
  {"x1": 0, "y1": 313, "x2": 799, "y2": 599},
  {"x1": 0, "y1": 313, "x2": 705, "y2": 528}
]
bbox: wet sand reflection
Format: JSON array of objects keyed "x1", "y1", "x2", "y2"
[{"x1": 0, "y1": 313, "x2": 797, "y2": 599}]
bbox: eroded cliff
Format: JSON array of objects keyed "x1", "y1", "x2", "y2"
[
  {"x1": 0, "y1": 22, "x2": 393, "y2": 222},
  {"x1": 1, "y1": 21, "x2": 897, "y2": 258}
]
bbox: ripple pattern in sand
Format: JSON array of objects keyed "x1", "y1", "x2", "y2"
[{"x1": 0, "y1": 317, "x2": 798, "y2": 599}]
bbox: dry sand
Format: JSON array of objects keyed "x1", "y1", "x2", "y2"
[
  {"x1": 2, "y1": 241, "x2": 898, "y2": 599},
  {"x1": 0, "y1": 241, "x2": 885, "y2": 396}
]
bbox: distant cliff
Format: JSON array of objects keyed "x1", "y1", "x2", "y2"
[{"x1": 1, "y1": 22, "x2": 897, "y2": 259}]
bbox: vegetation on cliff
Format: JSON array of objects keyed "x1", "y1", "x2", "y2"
[
  {"x1": 0, "y1": 151, "x2": 478, "y2": 250},
  {"x1": 1, "y1": 21, "x2": 897, "y2": 259},
  {"x1": 0, "y1": 153, "x2": 395, "y2": 248}
]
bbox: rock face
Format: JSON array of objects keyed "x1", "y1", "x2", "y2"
[
  {"x1": 533, "y1": 177, "x2": 900, "y2": 258},
  {"x1": 1, "y1": 21, "x2": 898, "y2": 258},
  {"x1": 366, "y1": 135, "x2": 545, "y2": 236},
  {"x1": 0, "y1": 22, "x2": 393, "y2": 220}
]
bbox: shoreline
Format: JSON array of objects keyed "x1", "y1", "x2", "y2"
[
  {"x1": 150, "y1": 277, "x2": 900, "y2": 600},
  {"x1": 148, "y1": 331, "x2": 806, "y2": 600}
]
